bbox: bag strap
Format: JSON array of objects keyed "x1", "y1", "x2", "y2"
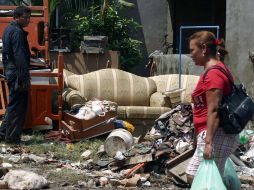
[{"x1": 202, "y1": 65, "x2": 234, "y2": 89}]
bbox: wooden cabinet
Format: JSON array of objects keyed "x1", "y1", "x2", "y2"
[{"x1": 24, "y1": 53, "x2": 64, "y2": 129}]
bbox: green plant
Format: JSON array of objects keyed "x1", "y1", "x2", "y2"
[
  {"x1": 63, "y1": 4, "x2": 142, "y2": 70},
  {"x1": 48, "y1": 0, "x2": 133, "y2": 25}
]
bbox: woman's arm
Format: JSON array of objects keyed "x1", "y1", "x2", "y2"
[{"x1": 203, "y1": 88, "x2": 223, "y2": 159}]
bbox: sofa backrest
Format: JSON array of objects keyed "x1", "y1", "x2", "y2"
[
  {"x1": 150, "y1": 74, "x2": 200, "y2": 103},
  {"x1": 67, "y1": 69, "x2": 157, "y2": 106},
  {"x1": 51, "y1": 68, "x2": 75, "y2": 88}
]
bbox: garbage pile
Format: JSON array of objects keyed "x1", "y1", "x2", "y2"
[
  {"x1": 73, "y1": 103, "x2": 196, "y2": 188},
  {"x1": 0, "y1": 102, "x2": 253, "y2": 189},
  {"x1": 150, "y1": 103, "x2": 194, "y2": 155},
  {"x1": 234, "y1": 130, "x2": 254, "y2": 178}
]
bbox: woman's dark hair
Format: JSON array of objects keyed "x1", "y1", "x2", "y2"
[
  {"x1": 13, "y1": 6, "x2": 31, "y2": 19},
  {"x1": 217, "y1": 39, "x2": 229, "y2": 61},
  {"x1": 189, "y1": 31, "x2": 228, "y2": 60}
]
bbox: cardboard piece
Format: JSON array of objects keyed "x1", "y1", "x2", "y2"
[{"x1": 166, "y1": 148, "x2": 194, "y2": 184}]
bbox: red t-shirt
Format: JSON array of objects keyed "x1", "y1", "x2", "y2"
[{"x1": 192, "y1": 62, "x2": 233, "y2": 134}]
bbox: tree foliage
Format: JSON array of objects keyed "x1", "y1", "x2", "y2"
[{"x1": 62, "y1": 3, "x2": 142, "y2": 70}]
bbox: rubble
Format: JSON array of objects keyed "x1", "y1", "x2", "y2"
[
  {"x1": 81, "y1": 150, "x2": 92, "y2": 160},
  {"x1": 0, "y1": 102, "x2": 252, "y2": 189},
  {"x1": 21, "y1": 154, "x2": 46, "y2": 164},
  {"x1": 0, "y1": 180, "x2": 8, "y2": 189},
  {"x1": 3, "y1": 170, "x2": 48, "y2": 190}
]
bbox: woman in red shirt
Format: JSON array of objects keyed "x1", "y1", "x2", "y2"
[{"x1": 185, "y1": 31, "x2": 239, "y2": 183}]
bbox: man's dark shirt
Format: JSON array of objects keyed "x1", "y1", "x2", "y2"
[{"x1": 2, "y1": 21, "x2": 30, "y2": 84}]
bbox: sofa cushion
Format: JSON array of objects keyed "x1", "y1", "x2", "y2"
[
  {"x1": 68, "y1": 69, "x2": 157, "y2": 106},
  {"x1": 150, "y1": 74, "x2": 199, "y2": 103},
  {"x1": 117, "y1": 106, "x2": 127, "y2": 118},
  {"x1": 150, "y1": 92, "x2": 171, "y2": 107},
  {"x1": 118, "y1": 106, "x2": 171, "y2": 119}
]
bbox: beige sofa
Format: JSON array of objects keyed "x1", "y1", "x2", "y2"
[{"x1": 61, "y1": 69, "x2": 199, "y2": 123}]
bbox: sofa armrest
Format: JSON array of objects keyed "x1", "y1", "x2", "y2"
[
  {"x1": 62, "y1": 87, "x2": 86, "y2": 107},
  {"x1": 150, "y1": 92, "x2": 171, "y2": 107}
]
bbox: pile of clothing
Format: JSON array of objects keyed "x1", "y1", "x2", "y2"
[
  {"x1": 67, "y1": 99, "x2": 118, "y2": 120},
  {"x1": 149, "y1": 103, "x2": 194, "y2": 154}
]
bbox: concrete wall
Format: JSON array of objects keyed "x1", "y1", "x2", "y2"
[
  {"x1": 226, "y1": 0, "x2": 254, "y2": 92},
  {"x1": 49, "y1": 51, "x2": 119, "y2": 74},
  {"x1": 136, "y1": 0, "x2": 172, "y2": 54},
  {"x1": 124, "y1": 0, "x2": 171, "y2": 76}
]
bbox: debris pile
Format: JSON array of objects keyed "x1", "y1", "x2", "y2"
[{"x1": 0, "y1": 102, "x2": 253, "y2": 189}]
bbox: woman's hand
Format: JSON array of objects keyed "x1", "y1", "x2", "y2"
[{"x1": 203, "y1": 143, "x2": 213, "y2": 159}]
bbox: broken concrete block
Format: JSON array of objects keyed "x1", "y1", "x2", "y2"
[
  {"x1": 81, "y1": 150, "x2": 92, "y2": 160},
  {"x1": 21, "y1": 154, "x2": 46, "y2": 164}
]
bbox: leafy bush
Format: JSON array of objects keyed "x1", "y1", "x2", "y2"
[{"x1": 63, "y1": 4, "x2": 142, "y2": 70}]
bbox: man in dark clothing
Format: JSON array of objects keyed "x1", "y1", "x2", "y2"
[{"x1": 0, "y1": 6, "x2": 31, "y2": 144}]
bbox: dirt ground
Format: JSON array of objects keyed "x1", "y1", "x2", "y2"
[
  {"x1": 0, "y1": 133, "x2": 253, "y2": 189},
  {"x1": 0, "y1": 133, "x2": 189, "y2": 190}
]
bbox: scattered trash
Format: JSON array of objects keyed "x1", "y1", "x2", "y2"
[
  {"x1": 96, "y1": 145, "x2": 105, "y2": 156},
  {"x1": 104, "y1": 128, "x2": 134, "y2": 157},
  {"x1": 141, "y1": 180, "x2": 151, "y2": 187},
  {"x1": 0, "y1": 102, "x2": 251, "y2": 189},
  {"x1": 113, "y1": 120, "x2": 135, "y2": 133},
  {"x1": 114, "y1": 151, "x2": 125, "y2": 161},
  {"x1": 99, "y1": 177, "x2": 108, "y2": 186},
  {"x1": 21, "y1": 154, "x2": 46, "y2": 164},
  {"x1": 81, "y1": 150, "x2": 92, "y2": 160},
  {"x1": 0, "y1": 167, "x2": 8, "y2": 178},
  {"x1": 0, "y1": 180, "x2": 8, "y2": 189},
  {"x1": 175, "y1": 140, "x2": 191, "y2": 154},
  {"x1": 2, "y1": 163, "x2": 12, "y2": 168},
  {"x1": 66, "y1": 143, "x2": 74, "y2": 151},
  {"x1": 0, "y1": 145, "x2": 7, "y2": 154},
  {"x1": 3, "y1": 170, "x2": 48, "y2": 190},
  {"x1": 8, "y1": 155, "x2": 21, "y2": 163}
]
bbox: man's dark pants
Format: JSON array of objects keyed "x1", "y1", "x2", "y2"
[{"x1": 0, "y1": 74, "x2": 28, "y2": 143}]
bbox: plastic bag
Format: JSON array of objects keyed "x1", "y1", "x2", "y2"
[
  {"x1": 191, "y1": 159, "x2": 227, "y2": 190},
  {"x1": 223, "y1": 158, "x2": 241, "y2": 190}
]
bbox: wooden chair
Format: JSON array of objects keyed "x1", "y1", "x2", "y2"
[{"x1": 0, "y1": 77, "x2": 8, "y2": 116}]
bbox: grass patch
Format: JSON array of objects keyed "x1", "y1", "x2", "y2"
[
  {"x1": 21, "y1": 133, "x2": 107, "y2": 162},
  {"x1": 47, "y1": 168, "x2": 87, "y2": 184}
]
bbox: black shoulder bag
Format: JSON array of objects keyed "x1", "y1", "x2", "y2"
[{"x1": 203, "y1": 65, "x2": 254, "y2": 134}]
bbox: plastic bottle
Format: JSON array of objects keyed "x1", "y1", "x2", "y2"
[{"x1": 239, "y1": 131, "x2": 249, "y2": 144}]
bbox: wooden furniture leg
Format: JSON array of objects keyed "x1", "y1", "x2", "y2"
[{"x1": 0, "y1": 78, "x2": 8, "y2": 116}]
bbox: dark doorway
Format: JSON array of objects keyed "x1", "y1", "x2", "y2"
[{"x1": 168, "y1": 0, "x2": 226, "y2": 54}]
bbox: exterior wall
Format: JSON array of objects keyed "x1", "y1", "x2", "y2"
[
  {"x1": 49, "y1": 51, "x2": 119, "y2": 74},
  {"x1": 124, "y1": 0, "x2": 171, "y2": 76},
  {"x1": 136, "y1": 0, "x2": 172, "y2": 55},
  {"x1": 226, "y1": 0, "x2": 254, "y2": 92}
]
